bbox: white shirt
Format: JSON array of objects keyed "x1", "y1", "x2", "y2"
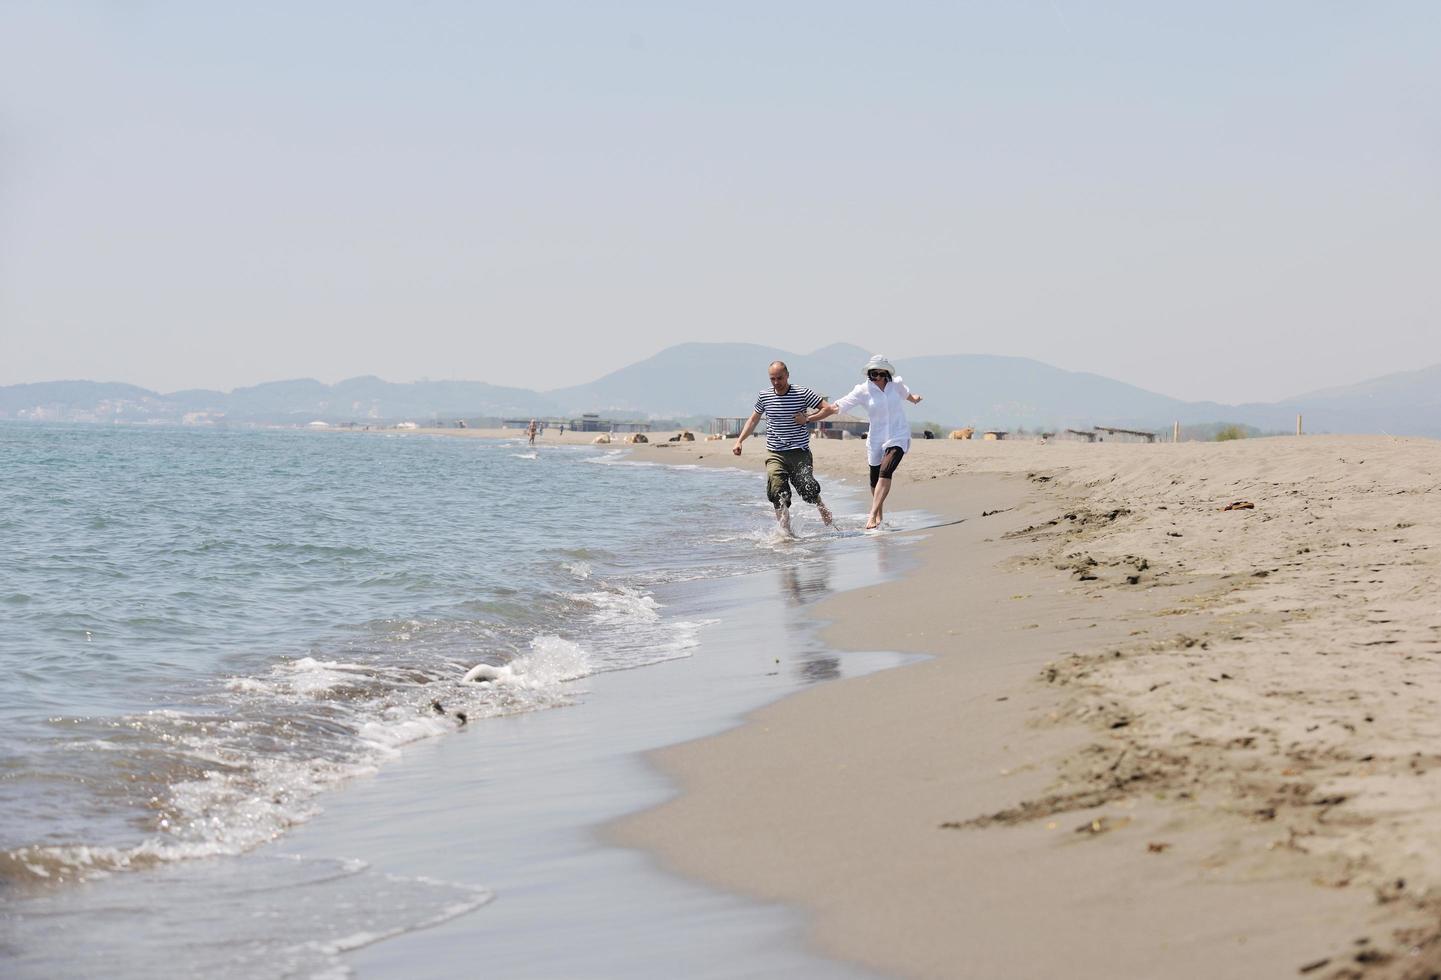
[{"x1": 832, "y1": 378, "x2": 913, "y2": 465}]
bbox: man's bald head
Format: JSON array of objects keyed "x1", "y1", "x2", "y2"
[{"x1": 767, "y1": 361, "x2": 790, "y2": 394}]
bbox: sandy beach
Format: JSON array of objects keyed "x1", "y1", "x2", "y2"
[
  {"x1": 359, "y1": 426, "x2": 1441, "y2": 976},
  {"x1": 11, "y1": 423, "x2": 1437, "y2": 977},
  {"x1": 567, "y1": 431, "x2": 1441, "y2": 979}
]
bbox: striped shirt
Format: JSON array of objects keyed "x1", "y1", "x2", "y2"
[{"x1": 754, "y1": 384, "x2": 823, "y2": 451}]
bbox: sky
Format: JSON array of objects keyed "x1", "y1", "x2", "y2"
[{"x1": 1, "y1": 1, "x2": 1438, "y2": 405}]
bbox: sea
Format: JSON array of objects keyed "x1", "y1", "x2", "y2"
[{"x1": 0, "y1": 423, "x2": 919, "y2": 978}]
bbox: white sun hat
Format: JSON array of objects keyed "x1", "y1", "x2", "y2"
[{"x1": 863, "y1": 354, "x2": 896, "y2": 378}]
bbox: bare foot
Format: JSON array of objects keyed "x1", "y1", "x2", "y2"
[{"x1": 865, "y1": 517, "x2": 881, "y2": 530}]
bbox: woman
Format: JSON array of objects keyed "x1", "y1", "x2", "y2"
[{"x1": 801, "y1": 355, "x2": 923, "y2": 529}]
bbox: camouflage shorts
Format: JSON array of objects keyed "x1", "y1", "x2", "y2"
[{"x1": 764, "y1": 449, "x2": 822, "y2": 509}]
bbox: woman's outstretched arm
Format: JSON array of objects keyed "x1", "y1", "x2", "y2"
[
  {"x1": 798, "y1": 401, "x2": 840, "y2": 424},
  {"x1": 801, "y1": 382, "x2": 867, "y2": 424}
]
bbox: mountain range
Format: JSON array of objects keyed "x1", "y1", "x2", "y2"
[{"x1": 5, "y1": 343, "x2": 1440, "y2": 438}]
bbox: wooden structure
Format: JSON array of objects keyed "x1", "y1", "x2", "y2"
[
  {"x1": 817, "y1": 413, "x2": 868, "y2": 439},
  {"x1": 518, "y1": 414, "x2": 651, "y2": 433},
  {"x1": 711, "y1": 416, "x2": 752, "y2": 438},
  {"x1": 1093, "y1": 425, "x2": 1157, "y2": 444}
]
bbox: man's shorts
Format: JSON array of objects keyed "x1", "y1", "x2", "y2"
[{"x1": 765, "y1": 448, "x2": 822, "y2": 509}]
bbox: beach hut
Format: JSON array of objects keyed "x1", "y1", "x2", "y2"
[
  {"x1": 817, "y1": 413, "x2": 868, "y2": 440},
  {"x1": 562, "y1": 414, "x2": 650, "y2": 433},
  {"x1": 710, "y1": 416, "x2": 753, "y2": 438},
  {"x1": 982, "y1": 430, "x2": 1008, "y2": 441},
  {"x1": 1094, "y1": 425, "x2": 1157, "y2": 444},
  {"x1": 1054, "y1": 428, "x2": 1098, "y2": 443}
]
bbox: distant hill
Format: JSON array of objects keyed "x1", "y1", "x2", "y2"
[
  {"x1": 0, "y1": 380, "x2": 159, "y2": 414},
  {"x1": 547, "y1": 343, "x2": 1231, "y2": 432},
  {"x1": 217, "y1": 376, "x2": 556, "y2": 421},
  {"x1": 547, "y1": 343, "x2": 1441, "y2": 436},
  {"x1": 0, "y1": 376, "x2": 556, "y2": 424},
  {"x1": 836, "y1": 353, "x2": 1228, "y2": 433},
  {"x1": 4, "y1": 344, "x2": 1441, "y2": 437},
  {"x1": 1272, "y1": 364, "x2": 1441, "y2": 438},
  {"x1": 545, "y1": 342, "x2": 874, "y2": 418}
]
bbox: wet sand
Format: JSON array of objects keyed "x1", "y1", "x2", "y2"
[
  {"x1": 258, "y1": 453, "x2": 914, "y2": 978},
  {"x1": 610, "y1": 434, "x2": 1441, "y2": 979}
]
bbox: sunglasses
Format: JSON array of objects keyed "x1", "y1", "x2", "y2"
[{"x1": 868, "y1": 370, "x2": 890, "y2": 379}]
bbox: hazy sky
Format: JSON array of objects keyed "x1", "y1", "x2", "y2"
[{"x1": 2, "y1": 2, "x2": 1437, "y2": 404}]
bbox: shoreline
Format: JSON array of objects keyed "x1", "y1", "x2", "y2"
[
  {"x1": 611, "y1": 434, "x2": 1441, "y2": 978},
  {"x1": 341, "y1": 424, "x2": 1441, "y2": 975},
  {"x1": 17, "y1": 424, "x2": 1441, "y2": 975},
  {"x1": 297, "y1": 478, "x2": 921, "y2": 978},
  {"x1": 5, "y1": 437, "x2": 913, "y2": 979}
]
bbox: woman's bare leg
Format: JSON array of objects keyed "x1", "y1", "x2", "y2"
[{"x1": 867, "y1": 478, "x2": 892, "y2": 529}]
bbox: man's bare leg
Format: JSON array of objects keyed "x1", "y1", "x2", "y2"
[
  {"x1": 815, "y1": 498, "x2": 833, "y2": 527},
  {"x1": 775, "y1": 504, "x2": 794, "y2": 536}
]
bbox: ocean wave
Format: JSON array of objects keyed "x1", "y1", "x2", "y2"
[
  {"x1": 0, "y1": 428, "x2": 777, "y2": 897},
  {"x1": 4, "y1": 854, "x2": 492, "y2": 979},
  {"x1": 462, "y1": 635, "x2": 591, "y2": 689},
  {"x1": 565, "y1": 585, "x2": 716, "y2": 672},
  {"x1": 581, "y1": 450, "x2": 632, "y2": 465},
  {"x1": 0, "y1": 633, "x2": 607, "y2": 886}
]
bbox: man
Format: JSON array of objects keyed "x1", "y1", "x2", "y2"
[{"x1": 733, "y1": 360, "x2": 834, "y2": 534}]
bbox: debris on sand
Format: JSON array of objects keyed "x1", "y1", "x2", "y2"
[{"x1": 1075, "y1": 815, "x2": 1131, "y2": 836}]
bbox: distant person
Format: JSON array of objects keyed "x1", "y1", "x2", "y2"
[
  {"x1": 733, "y1": 361, "x2": 834, "y2": 535},
  {"x1": 526, "y1": 419, "x2": 538, "y2": 446},
  {"x1": 803, "y1": 355, "x2": 922, "y2": 529}
]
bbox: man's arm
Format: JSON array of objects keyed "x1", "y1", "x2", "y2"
[{"x1": 733, "y1": 410, "x2": 763, "y2": 455}]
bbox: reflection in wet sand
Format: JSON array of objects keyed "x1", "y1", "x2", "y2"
[
  {"x1": 774, "y1": 532, "x2": 917, "y2": 685},
  {"x1": 778, "y1": 560, "x2": 832, "y2": 607},
  {"x1": 776, "y1": 560, "x2": 837, "y2": 682},
  {"x1": 797, "y1": 654, "x2": 841, "y2": 684}
]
